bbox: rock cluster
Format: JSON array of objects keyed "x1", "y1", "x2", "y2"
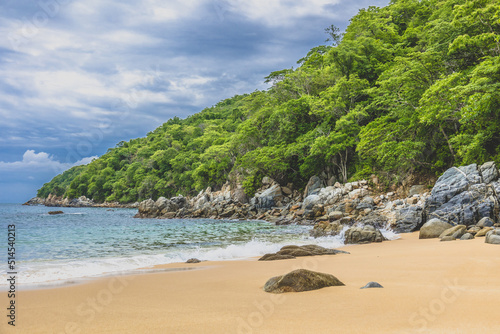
[{"x1": 133, "y1": 175, "x2": 431, "y2": 249}]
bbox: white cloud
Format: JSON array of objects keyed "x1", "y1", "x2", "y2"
[
  {"x1": 0, "y1": 150, "x2": 96, "y2": 173},
  {"x1": 230, "y1": 0, "x2": 342, "y2": 26}
]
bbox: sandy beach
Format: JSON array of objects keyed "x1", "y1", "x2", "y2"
[{"x1": 3, "y1": 232, "x2": 500, "y2": 334}]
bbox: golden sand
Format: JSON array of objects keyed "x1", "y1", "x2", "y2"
[{"x1": 3, "y1": 232, "x2": 500, "y2": 333}]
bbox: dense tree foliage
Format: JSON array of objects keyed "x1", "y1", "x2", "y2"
[{"x1": 38, "y1": 0, "x2": 500, "y2": 202}]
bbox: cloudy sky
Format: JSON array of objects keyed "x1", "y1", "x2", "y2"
[{"x1": 0, "y1": 0, "x2": 389, "y2": 203}]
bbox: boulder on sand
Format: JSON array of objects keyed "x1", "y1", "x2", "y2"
[
  {"x1": 344, "y1": 225, "x2": 385, "y2": 244},
  {"x1": 264, "y1": 269, "x2": 344, "y2": 293},
  {"x1": 419, "y1": 219, "x2": 453, "y2": 239},
  {"x1": 485, "y1": 229, "x2": 500, "y2": 244}
]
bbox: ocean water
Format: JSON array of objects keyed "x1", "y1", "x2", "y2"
[{"x1": 0, "y1": 203, "x2": 398, "y2": 288}]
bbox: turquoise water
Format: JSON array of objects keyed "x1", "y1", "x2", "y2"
[{"x1": 0, "y1": 203, "x2": 351, "y2": 287}]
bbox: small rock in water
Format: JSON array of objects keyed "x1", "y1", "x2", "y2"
[
  {"x1": 186, "y1": 258, "x2": 201, "y2": 263},
  {"x1": 361, "y1": 282, "x2": 383, "y2": 289},
  {"x1": 48, "y1": 211, "x2": 64, "y2": 215}
]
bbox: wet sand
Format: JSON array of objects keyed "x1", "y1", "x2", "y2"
[{"x1": 3, "y1": 232, "x2": 500, "y2": 333}]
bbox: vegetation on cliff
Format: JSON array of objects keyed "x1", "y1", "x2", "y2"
[{"x1": 38, "y1": 0, "x2": 500, "y2": 203}]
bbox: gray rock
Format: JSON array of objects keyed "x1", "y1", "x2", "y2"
[
  {"x1": 252, "y1": 184, "x2": 282, "y2": 209},
  {"x1": 460, "y1": 233, "x2": 474, "y2": 240},
  {"x1": 304, "y1": 176, "x2": 323, "y2": 198},
  {"x1": 440, "y1": 236, "x2": 456, "y2": 242},
  {"x1": 425, "y1": 164, "x2": 498, "y2": 226},
  {"x1": 485, "y1": 229, "x2": 500, "y2": 244},
  {"x1": 477, "y1": 217, "x2": 494, "y2": 228},
  {"x1": 479, "y1": 161, "x2": 499, "y2": 184},
  {"x1": 419, "y1": 219, "x2": 453, "y2": 239},
  {"x1": 394, "y1": 206, "x2": 424, "y2": 233},
  {"x1": 302, "y1": 194, "x2": 321, "y2": 210},
  {"x1": 361, "y1": 282, "x2": 383, "y2": 289},
  {"x1": 263, "y1": 269, "x2": 344, "y2": 293}
]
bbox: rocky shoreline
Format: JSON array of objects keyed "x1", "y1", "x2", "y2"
[
  {"x1": 26, "y1": 162, "x2": 500, "y2": 245},
  {"x1": 23, "y1": 194, "x2": 139, "y2": 209}
]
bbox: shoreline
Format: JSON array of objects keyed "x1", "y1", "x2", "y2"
[{"x1": 3, "y1": 232, "x2": 500, "y2": 333}]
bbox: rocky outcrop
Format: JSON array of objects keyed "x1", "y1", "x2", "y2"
[
  {"x1": 419, "y1": 219, "x2": 453, "y2": 239},
  {"x1": 134, "y1": 196, "x2": 187, "y2": 218},
  {"x1": 263, "y1": 269, "x2": 344, "y2": 293},
  {"x1": 23, "y1": 195, "x2": 139, "y2": 209},
  {"x1": 424, "y1": 162, "x2": 500, "y2": 227},
  {"x1": 259, "y1": 245, "x2": 349, "y2": 261}
]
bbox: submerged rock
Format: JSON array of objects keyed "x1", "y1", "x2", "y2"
[
  {"x1": 48, "y1": 210, "x2": 63, "y2": 215},
  {"x1": 263, "y1": 269, "x2": 344, "y2": 293}
]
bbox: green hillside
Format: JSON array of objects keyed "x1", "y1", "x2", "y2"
[{"x1": 38, "y1": 0, "x2": 500, "y2": 203}]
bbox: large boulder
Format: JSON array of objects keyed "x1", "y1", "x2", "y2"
[
  {"x1": 304, "y1": 176, "x2": 323, "y2": 198},
  {"x1": 419, "y1": 219, "x2": 453, "y2": 239},
  {"x1": 485, "y1": 229, "x2": 500, "y2": 244},
  {"x1": 344, "y1": 225, "x2": 385, "y2": 244},
  {"x1": 393, "y1": 205, "x2": 423, "y2": 233},
  {"x1": 424, "y1": 163, "x2": 499, "y2": 226},
  {"x1": 251, "y1": 184, "x2": 283, "y2": 209},
  {"x1": 302, "y1": 194, "x2": 321, "y2": 210},
  {"x1": 263, "y1": 269, "x2": 344, "y2": 293},
  {"x1": 480, "y1": 161, "x2": 499, "y2": 184}
]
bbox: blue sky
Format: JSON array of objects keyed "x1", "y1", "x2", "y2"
[{"x1": 0, "y1": 0, "x2": 389, "y2": 203}]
